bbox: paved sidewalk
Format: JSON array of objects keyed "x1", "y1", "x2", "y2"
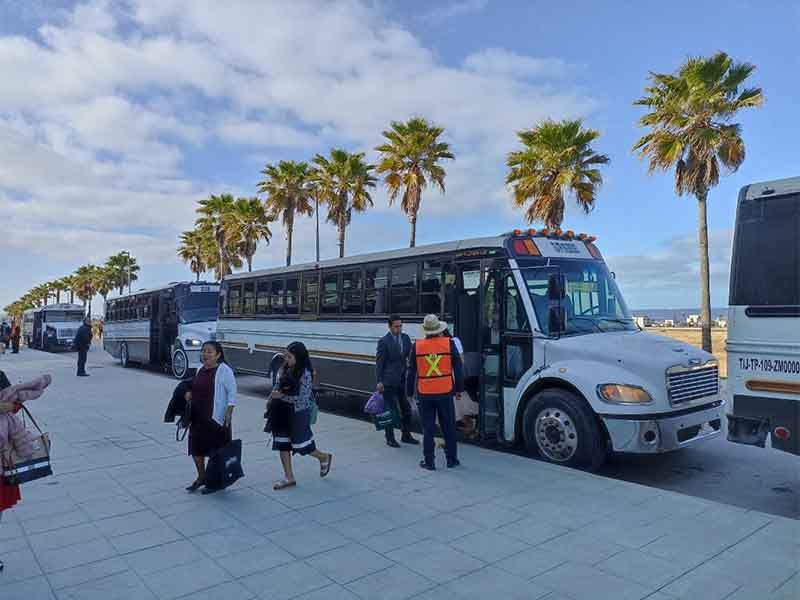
[{"x1": 1, "y1": 348, "x2": 797, "y2": 600}]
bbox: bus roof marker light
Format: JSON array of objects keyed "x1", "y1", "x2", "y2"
[
  {"x1": 554, "y1": 228, "x2": 562, "y2": 237},
  {"x1": 577, "y1": 233, "x2": 587, "y2": 241},
  {"x1": 587, "y1": 235, "x2": 597, "y2": 243},
  {"x1": 513, "y1": 229, "x2": 522, "y2": 237},
  {"x1": 565, "y1": 230, "x2": 575, "y2": 239},
  {"x1": 774, "y1": 426, "x2": 791, "y2": 441},
  {"x1": 527, "y1": 228, "x2": 537, "y2": 236},
  {"x1": 539, "y1": 228, "x2": 550, "y2": 237}
]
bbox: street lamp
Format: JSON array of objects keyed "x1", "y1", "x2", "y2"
[{"x1": 121, "y1": 251, "x2": 131, "y2": 294}]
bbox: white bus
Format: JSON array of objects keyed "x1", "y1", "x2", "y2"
[
  {"x1": 23, "y1": 304, "x2": 85, "y2": 351},
  {"x1": 217, "y1": 230, "x2": 723, "y2": 469},
  {"x1": 726, "y1": 177, "x2": 800, "y2": 455},
  {"x1": 104, "y1": 282, "x2": 219, "y2": 379}
]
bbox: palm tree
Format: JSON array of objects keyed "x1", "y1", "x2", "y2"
[
  {"x1": 375, "y1": 117, "x2": 454, "y2": 247},
  {"x1": 313, "y1": 149, "x2": 376, "y2": 258},
  {"x1": 61, "y1": 275, "x2": 76, "y2": 304},
  {"x1": 95, "y1": 267, "x2": 117, "y2": 309},
  {"x1": 506, "y1": 119, "x2": 610, "y2": 228},
  {"x1": 178, "y1": 229, "x2": 209, "y2": 281},
  {"x1": 258, "y1": 161, "x2": 314, "y2": 266},
  {"x1": 633, "y1": 52, "x2": 763, "y2": 352},
  {"x1": 227, "y1": 197, "x2": 273, "y2": 272},
  {"x1": 105, "y1": 252, "x2": 141, "y2": 294},
  {"x1": 196, "y1": 194, "x2": 239, "y2": 278},
  {"x1": 73, "y1": 265, "x2": 100, "y2": 315}
]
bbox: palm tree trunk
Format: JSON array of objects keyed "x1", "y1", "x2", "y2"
[
  {"x1": 247, "y1": 254, "x2": 253, "y2": 272},
  {"x1": 69, "y1": 291, "x2": 74, "y2": 303},
  {"x1": 56, "y1": 290, "x2": 61, "y2": 303},
  {"x1": 286, "y1": 218, "x2": 294, "y2": 267},
  {"x1": 409, "y1": 211, "x2": 417, "y2": 248},
  {"x1": 315, "y1": 195, "x2": 320, "y2": 263},
  {"x1": 697, "y1": 191, "x2": 713, "y2": 353},
  {"x1": 338, "y1": 217, "x2": 346, "y2": 258}
]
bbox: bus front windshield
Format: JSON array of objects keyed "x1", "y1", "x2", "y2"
[
  {"x1": 521, "y1": 259, "x2": 636, "y2": 336},
  {"x1": 45, "y1": 311, "x2": 84, "y2": 323},
  {"x1": 177, "y1": 293, "x2": 218, "y2": 324}
]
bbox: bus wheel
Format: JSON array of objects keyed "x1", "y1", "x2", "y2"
[
  {"x1": 172, "y1": 348, "x2": 189, "y2": 380},
  {"x1": 523, "y1": 388, "x2": 607, "y2": 471},
  {"x1": 120, "y1": 343, "x2": 130, "y2": 368}
]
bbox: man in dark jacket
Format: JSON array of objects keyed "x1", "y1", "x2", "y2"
[
  {"x1": 73, "y1": 317, "x2": 93, "y2": 377},
  {"x1": 406, "y1": 314, "x2": 464, "y2": 470},
  {"x1": 376, "y1": 315, "x2": 418, "y2": 447}
]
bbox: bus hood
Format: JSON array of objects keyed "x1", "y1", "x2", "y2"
[
  {"x1": 544, "y1": 331, "x2": 717, "y2": 402},
  {"x1": 46, "y1": 323, "x2": 79, "y2": 338}
]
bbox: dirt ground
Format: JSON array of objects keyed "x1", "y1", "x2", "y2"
[{"x1": 648, "y1": 327, "x2": 728, "y2": 377}]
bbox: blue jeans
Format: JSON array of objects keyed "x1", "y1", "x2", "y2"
[{"x1": 419, "y1": 395, "x2": 457, "y2": 464}]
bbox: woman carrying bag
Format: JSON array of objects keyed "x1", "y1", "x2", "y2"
[
  {"x1": 185, "y1": 342, "x2": 236, "y2": 493},
  {"x1": 1, "y1": 371, "x2": 52, "y2": 573},
  {"x1": 268, "y1": 342, "x2": 332, "y2": 490}
]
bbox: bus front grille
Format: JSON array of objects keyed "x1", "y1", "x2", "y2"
[{"x1": 667, "y1": 365, "x2": 719, "y2": 405}]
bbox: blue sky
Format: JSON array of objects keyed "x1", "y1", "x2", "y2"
[{"x1": 1, "y1": 0, "x2": 797, "y2": 312}]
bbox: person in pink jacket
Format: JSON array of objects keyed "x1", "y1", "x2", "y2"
[{"x1": 0, "y1": 371, "x2": 51, "y2": 573}]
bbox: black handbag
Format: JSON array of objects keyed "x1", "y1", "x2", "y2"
[
  {"x1": 165, "y1": 381, "x2": 192, "y2": 441},
  {"x1": 204, "y1": 437, "x2": 244, "y2": 491},
  {"x1": 2, "y1": 404, "x2": 53, "y2": 485}
]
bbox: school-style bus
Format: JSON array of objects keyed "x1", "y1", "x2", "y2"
[
  {"x1": 726, "y1": 176, "x2": 800, "y2": 455},
  {"x1": 217, "y1": 230, "x2": 723, "y2": 468},
  {"x1": 103, "y1": 282, "x2": 219, "y2": 379},
  {"x1": 22, "y1": 304, "x2": 85, "y2": 351}
]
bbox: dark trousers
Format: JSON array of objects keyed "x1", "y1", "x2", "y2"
[
  {"x1": 384, "y1": 386, "x2": 412, "y2": 442},
  {"x1": 11, "y1": 338, "x2": 19, "y2": 353},
  {"x1": 77, "y1": 349, "x2": 88, "y2": 375},
  {"x1": 419, "y1": 395, "x2": 457, "y2": 464}
]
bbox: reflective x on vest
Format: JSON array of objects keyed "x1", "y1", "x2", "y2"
[{"x1": 415, "y1": 337, "x2": 453, "y2": 395}]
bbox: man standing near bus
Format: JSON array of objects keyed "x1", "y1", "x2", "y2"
[
  {"x1": 406, "y1": 314, "x2": 464, "y2": 470},
  {"x1": 376, "y1": 315, "x2": 418, "y2": 448},
  {"x1": 74, "y1": 316, "x2": 93, "y2": 377}
]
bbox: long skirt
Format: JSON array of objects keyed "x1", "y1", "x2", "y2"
[{"x1": 271, "y1": 403, "x2": 316, "y2": 456}]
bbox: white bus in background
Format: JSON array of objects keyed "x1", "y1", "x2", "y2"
[
  {"x1": 103, "y1": 282, "x2": 219, "y2": 379},
  {"x1": 726, "y1": 176, "x2": 800, "y2": 455},
  {"x1": 23, "y1": 304, "x2": 85, "y2": 351},
  {"x1": 217, "y1": 229, "x2": 723, "y2": 469}
]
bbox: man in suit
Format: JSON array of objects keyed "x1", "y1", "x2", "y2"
[
  {"x1": 73, "y1": 317, "x2": 93, "y2": 377},
  {"x1": 376, "y1": 315, "x2": 418, "y2": 447}
]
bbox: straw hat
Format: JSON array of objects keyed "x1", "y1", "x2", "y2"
[{"x1": 422, "y1": 314, "x2": 447, "y2": 336}]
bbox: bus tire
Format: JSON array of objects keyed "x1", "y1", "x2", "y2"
[
  {"x1": 120, "y1": 343, "x2": 130, "y2": 368},
  {"x1": 522, "y1": 388, "x2": 607, "y2": 471},
  {"x1": 172, "y1": 348, "x2": 190, "y2": 380}
]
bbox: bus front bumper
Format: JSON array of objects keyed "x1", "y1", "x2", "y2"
[{"x1": 600, "y1": 400, "x2": 724, "y2": 453}]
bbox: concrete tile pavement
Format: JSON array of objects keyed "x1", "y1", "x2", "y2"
[{"x1": 0, "y1": 347, "x2": 796, "y2": 600}]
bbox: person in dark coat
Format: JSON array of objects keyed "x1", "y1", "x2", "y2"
[
  {"x1": 73, "y1": 317, "x2": 93, "y2": 377},
  {"x1": 406, "y1": 314, "x2": 464, "y2": 470},
  {"x1": 375, "y1": 315, "x2": 418, "y2": 447},
  {"x1": 10, "y1": 322, "x2": 20, "y2": 354}
]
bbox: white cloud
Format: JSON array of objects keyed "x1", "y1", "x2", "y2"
[
  {"x1": 464, "y1": 48, "x2": 573, "y2": 80},
  {"x1": 423, "y1": 0, "x2": 489, "y2": 22}
]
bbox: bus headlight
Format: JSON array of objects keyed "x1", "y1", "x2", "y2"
[
  {"x1": 185, "y1": 338, "x2": 202, "y2": 347},
  {"x1": 597, "y1": 384, "x2": 653, "y2": 405}
]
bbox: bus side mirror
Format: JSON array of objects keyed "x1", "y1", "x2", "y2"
[
  {"x1": 547, "y1": 274, "x2": 562, "y2": 301},
  {"x1": 548, "y1": 306, "x2": 564, "y2": 335}
]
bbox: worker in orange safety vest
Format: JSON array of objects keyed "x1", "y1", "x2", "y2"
[{"x1": 406, "y1": 314, "x2": 464, "y2": 470}]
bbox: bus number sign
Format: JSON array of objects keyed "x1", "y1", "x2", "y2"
[{"x1": 190, "y1": 285, "x2": 220, "y2": 293}]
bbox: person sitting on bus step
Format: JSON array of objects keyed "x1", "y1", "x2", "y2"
[
  {"x1": 406, "y1": 314, "x2": 464, "y2": 470},
  {"x1": 376, "y1": 315, "x2": 418, "y2": 447},
  {"x1": 268, "y1": 342, "x2": 333, "y2": 490},
  {"x1": 185, "y1": 341, "x2": 237, "y2": 494},
  {"x1": 73, "y1": 317, "x2": 93, "y2": 377}
]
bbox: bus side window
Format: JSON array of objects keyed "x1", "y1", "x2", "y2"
[
  {"x1": 421, "y1": 260, "x2": 443, "y2": 315},
  {"x1": 321, "y1": 273, "x2": 339, "y2": 314},
  {"x1": 302, "y1": 274, "x2": 319, "y2": 314},
  {"x1": 271, "y1": 280, "x2": 285, "y2": 314},
  {"x1": 256, "y1": 280, "x2": 270, "y2": 315},
  {"x1": 243, "y1": 281, "x2": 256, "y2": 315},
  {"x1": 391, "y1": 262, "x2": 418, "y2": 315},
  {"x1": 285, "y1": 278, "x2": 299, "y2": 315},
  {"x1": 341, "y1": 270, "x2": 362, "y2": 314},
  {"x1": 365, "y1": 266, "x2": 389, "y2": 315},
  {"x1": 229, "y1": 285, "x2": 242, "y2": 316}
]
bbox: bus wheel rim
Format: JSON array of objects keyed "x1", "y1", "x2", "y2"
[
  {"x1": 534, "y1": 408, "x2": 578, "y2": 462},
  {"x1": 173, "y1": 351, "x2": 187, "y2": 377}
]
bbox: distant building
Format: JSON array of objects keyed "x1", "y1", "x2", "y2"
[
  {"x1": 634, "y1": 316, "x2": 651, "y2": 328},
  {"x1": 715, "y1": 318, "x2": 728, "y2": 329},
  {"x1": 687, "y1": 314, "x2": 701, "y2": 327}
]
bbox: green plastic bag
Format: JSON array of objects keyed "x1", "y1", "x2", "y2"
[{"x1": 374, "y1": 400, "x2": 400, "y2": 431}]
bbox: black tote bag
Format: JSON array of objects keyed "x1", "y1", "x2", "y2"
[{"x1": 204, "y1": 437, "x2": 244, "y2": 491}]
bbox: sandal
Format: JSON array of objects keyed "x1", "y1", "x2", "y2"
[
  {"x1": 319, "y1": 453, "x2": 333, "y2": 478},
  {"x1": 273, "y1": 479, "x2": 296, "y2": 491},
  {"x1": 186, "y1": 478, "x2": 204, "y2": 492}
]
